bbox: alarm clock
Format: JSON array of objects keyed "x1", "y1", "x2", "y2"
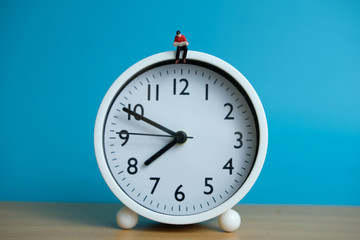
[{"x1": 94, "y1": 51, "x2": 268, "y2": 232}]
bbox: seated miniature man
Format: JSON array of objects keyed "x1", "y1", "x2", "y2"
[{"x1": 173, "y1": 30, "x2": 189, "y2": 64}]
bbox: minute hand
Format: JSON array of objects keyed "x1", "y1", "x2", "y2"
[{"x1": 122, "y1": 107, "x2": 176, "y2": 136}]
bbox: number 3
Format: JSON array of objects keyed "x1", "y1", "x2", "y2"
[{"x1": 234, "y1": 132, "x2": 243, "y2": 149}]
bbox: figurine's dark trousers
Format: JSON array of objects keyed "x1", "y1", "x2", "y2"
[{"x1": 176, "y1": 46, "x2": 188, "y2": 60}]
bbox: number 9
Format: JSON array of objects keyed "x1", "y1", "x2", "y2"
[{"x1": 118, "y1": 130, "x2": 129, "y2": 146}]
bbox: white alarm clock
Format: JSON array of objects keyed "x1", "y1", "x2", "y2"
[{"x1": 94, "y1": 51, "x2": 268, "y2": 232}]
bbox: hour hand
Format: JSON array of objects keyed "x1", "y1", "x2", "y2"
[
  {"x1": 144, "y1": 131, "x2": 188, "y2": 166},
  {"x1": 144, "y1": 139, "x2": 177, "y2": 166}
]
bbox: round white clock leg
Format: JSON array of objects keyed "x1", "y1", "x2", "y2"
[
  {"x1": 218, "y1": 208, "x2": 241, "y2": 232},
  {"x1": 116, "y1": 207, "x2": 139, "y2": 229}
]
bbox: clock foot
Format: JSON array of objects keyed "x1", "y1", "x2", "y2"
[
  {"x1": 218, "y1": 208, "x2": 241, "y2": 232},
  {"x1": 116, "y1": 207, "x2": 139, "y2": 229}
]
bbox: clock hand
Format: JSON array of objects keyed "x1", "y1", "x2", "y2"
[
  {"x1": 122, "y1": 107, "x2": 176, "y2": 136},
  {"x1": 117, "y1": 131, "x2": 173, "y2": 138},
  {"x1": 122, "y1": 108, "x2": 191, "y2": 166},
  {"x1": 144, "y1": 139, "x2": 177, "y2": 166},
  {"x1": 117, "y1": 131, "x2": 194, "y2": 138},
  {"x1": 144, "y1": 131, "x2": 188, "y2": 166}
]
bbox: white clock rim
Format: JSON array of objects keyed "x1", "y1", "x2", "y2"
[{"x1": 94, "y1": 50, "x2": 268, "y2": 225}]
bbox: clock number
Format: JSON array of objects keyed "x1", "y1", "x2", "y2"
[
  {"x1": 204, "y1": 177, "x2": 214, "y2": 195},
  {"x1": 224, "y1": 103, "x2": 234, "y2": 120},
  {"x1": 147, "y1": 84, "x2": 159, "y2": 101},
  {"x1": 174, "y1": 185, "x2": 185, "y2": 202},
  {"x1": 223, "y1": 158, "x2": 234, "y2": 175},
  {"x1": 127, "y1": 104, "x2": 144, "y2": 120},
  {"x1": 205, "y1": 84, "x2": 209, "y2": 100},
  {"x1": 173, "y1": 78, "x2": 190, "y2": 95},
  {"x1": 118, "y1": 130, "x2": 129, "y2": 146},
  {"x1": 127, "y1": 158, "x2": 138, "y2": 175},
  {"x1": 150, "y1": 177, "x2": 160, "y2": 194},
  {"x1": 234, "y1": 132, "x2": 243, "y2": 149}
]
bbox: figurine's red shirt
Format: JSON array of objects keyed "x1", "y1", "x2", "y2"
[{"x1": 174, "y1": 35, "x2": 187, "y2": 43}]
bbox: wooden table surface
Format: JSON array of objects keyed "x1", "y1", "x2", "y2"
[{"x1": 0, "y1": 202, "x2": 359, "y2": 240}]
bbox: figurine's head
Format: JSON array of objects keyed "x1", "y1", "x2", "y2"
[{"x1": 176, "y1": 30, "x2": 181, "y2": 37}]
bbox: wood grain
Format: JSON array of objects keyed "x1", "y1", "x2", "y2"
[{"x1": 0, "y1": 202, "x2": 359, "y2": 240}]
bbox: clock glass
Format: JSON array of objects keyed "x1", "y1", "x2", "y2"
[{"x1": 102, "y1": 60, "x2": 259, "y2": 216}]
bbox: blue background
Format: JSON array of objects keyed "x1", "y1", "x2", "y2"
[{"x1": 1, "y1": 0, "x2": 359, "y2": 205}]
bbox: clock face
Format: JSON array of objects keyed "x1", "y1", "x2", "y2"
[{"x1": 101, "y1": 60, "x2": 260, "y2": 217}]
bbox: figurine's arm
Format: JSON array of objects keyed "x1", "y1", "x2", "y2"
[{"x1": 182, "y1": 36, "x2": 189, "y2": 46}]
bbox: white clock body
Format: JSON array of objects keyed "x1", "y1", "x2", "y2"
[{"x1": 94, "y1": 51, "x2": 268, "y2": 225}]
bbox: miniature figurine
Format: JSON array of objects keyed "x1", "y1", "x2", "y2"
[{"x1": 173, "y1": 30, "x2": 189, "y2": 64}]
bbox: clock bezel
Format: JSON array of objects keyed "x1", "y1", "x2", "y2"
[{"x1": 94, "y1": 50, "x2": 268, "y2": 225}]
